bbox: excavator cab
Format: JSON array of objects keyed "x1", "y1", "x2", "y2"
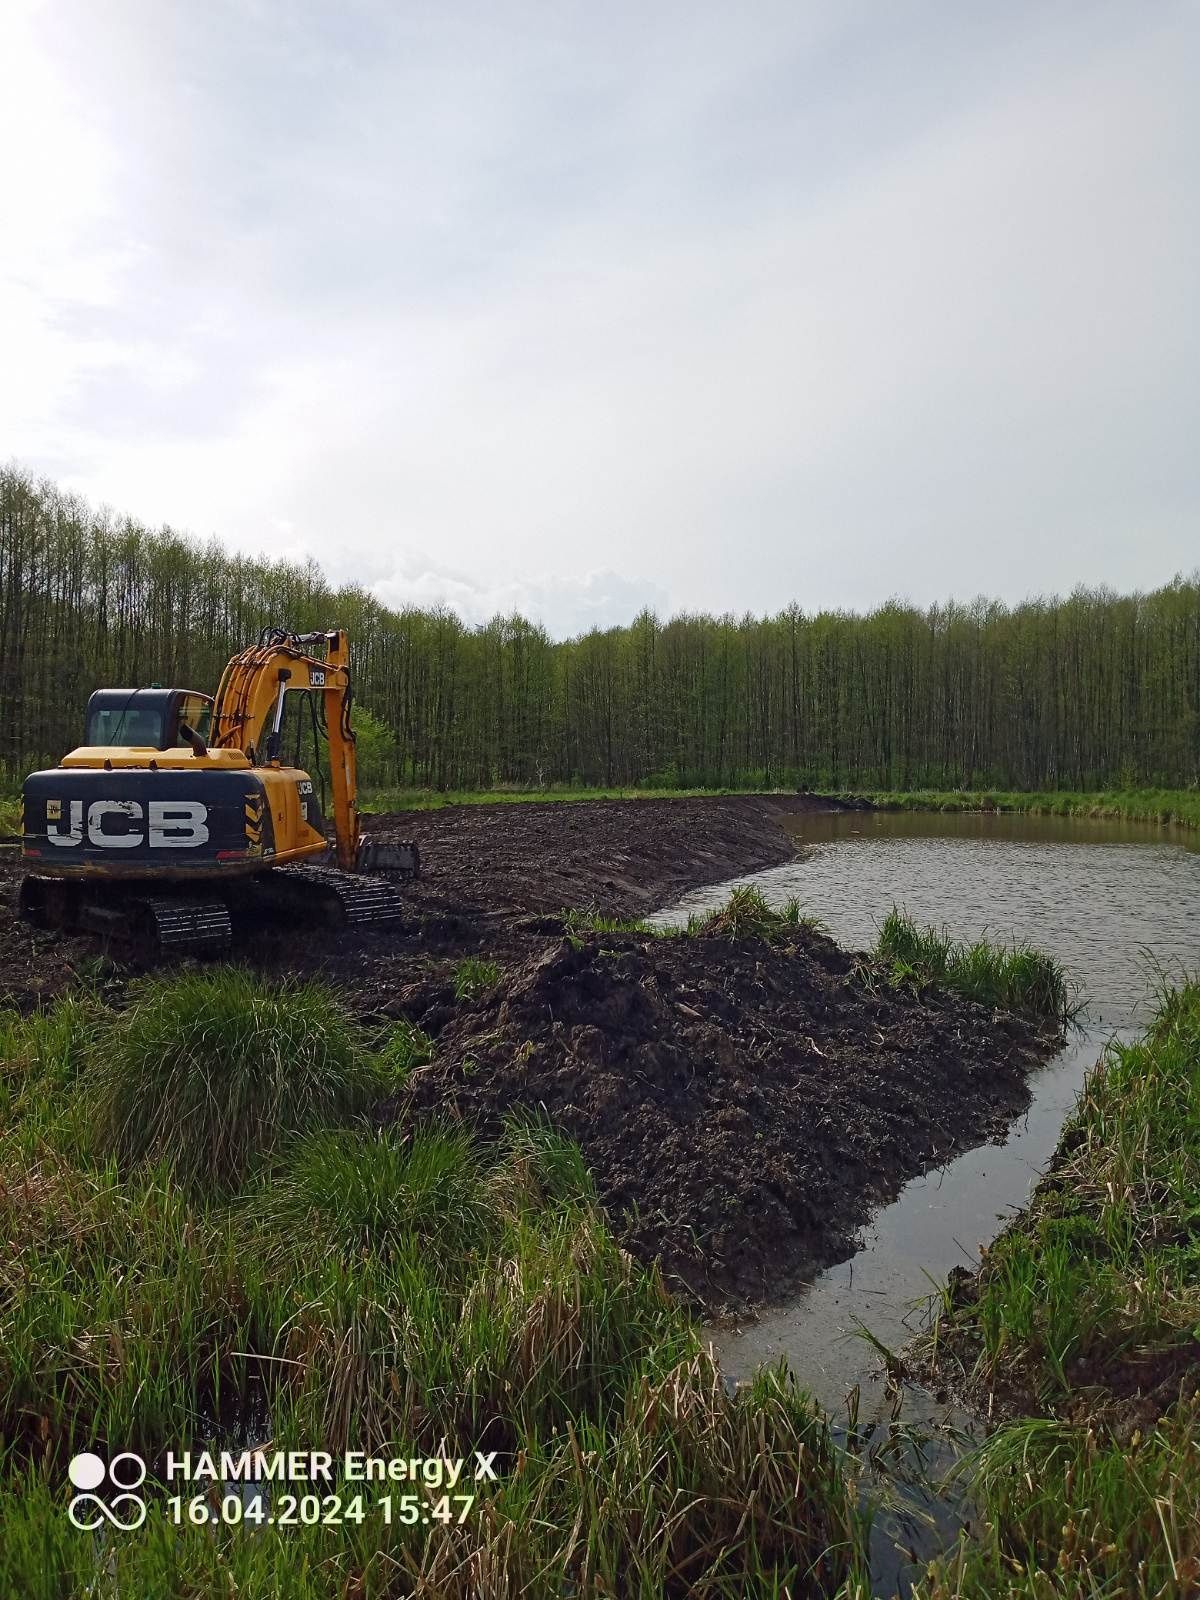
[{"x1": 84, "y1": 688, "x2": 213, "y2": 750}]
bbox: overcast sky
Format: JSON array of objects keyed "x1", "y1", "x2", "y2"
[{"x1": 4, "y1": 1, "x2": 1197, "y2": 638}]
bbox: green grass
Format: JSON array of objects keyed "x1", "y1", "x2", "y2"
[
  {"x1": 856, "y1": 787, "x2": 1200, "y2": 829},
  {"x1": 562, "y1": 887, "x2": 826, "y2": 945},
  {"x1": 451, "y1": 955, "x2": 501, "y2": 1000},
  {"x1": 362, "y1": 783, "x2": 765, "y2": 812},
  {"x1": 83, "y1": 968, "x2": 387, "y2": 1190},
  {"x1": 377, "y1": 1017, "x2": 433, "y2": 1075},
  {"x1": 0, "y1": 793, "x2": 20, "y2": 835},
  {"x1": 361, "y1": 783, "x2": 1200, "y2": 830},
  {"x1": 686, "y1": 885, "x2": 825, "y2": 942},
  {"x1": 873, "y1": 908, "x2": 1079, "y2": 1024},
  {"x1": 562, "y1": 905, "x2": 661, "y2": 938},
  {"x1": 930, "y1": 978, "x2": 1200, "y2": 1395},
  {"x1": 916, "y1": 979, "x2": 1200, "y2": 1598},
  {"x1": 0, "y1": 1352, "x2": 869, "y2": 1600},
  {"x1": 915, "y1": 1403, "x2": 1200, "y2": 1600},
  {"x1": 0, "y1": 977, "x2": 871, "y2": 1598}
]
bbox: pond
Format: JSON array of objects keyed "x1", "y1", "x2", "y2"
[{"x1": 647, "y1": 808, "x2": 1199, "y2": 1591}]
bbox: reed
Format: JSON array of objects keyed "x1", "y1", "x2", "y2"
[{"x1": 874, "y1": 908, "x2": 1079, "y2": 1023}]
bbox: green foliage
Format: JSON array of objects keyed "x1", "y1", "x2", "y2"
[
  {"x1": 873, "y1": 909, "x2": 1078, "y2": 1023},
  {"x1": 687, "y1": 885, "x2": 822, "y2": 942},
  {"x1": 83, "y1": 968, "x2": 382, "y2": 1190},
  {"x1": 5, "y1": 468, "x2": 1200, "y2": 794},
  {"x1": 377, "y1": 1018, "x2": 433, "y2": 1076},
  {"x1": 350, "y1": 704, "x2": 399, "y2": 787},
  {"x1": 451, "y1": 956, "x2": 501, "y2": 1001}
]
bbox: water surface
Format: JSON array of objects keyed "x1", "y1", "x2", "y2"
[{"x1": 647, "y1": 810, "x2": 1198, "y2": 1396}]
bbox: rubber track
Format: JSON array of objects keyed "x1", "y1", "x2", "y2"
[{"x1": 272, "y1": 863, "x2": 405, "y2": 925}]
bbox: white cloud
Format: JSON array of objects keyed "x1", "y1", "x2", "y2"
[
  {"x1": 3, "y1": 1, "x2": 1197, "y2": 632},
  {"x1": 369, "y1": 561, "x2": 668, "y2": 638}
]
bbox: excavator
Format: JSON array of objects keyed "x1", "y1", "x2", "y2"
[{"x1": 18, "y1": 628, "x2": 418, "y2": 957}]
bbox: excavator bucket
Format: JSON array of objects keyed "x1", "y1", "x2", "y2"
[{"x1": 355, "y1": 834, "x2": 420, "y2": 877}]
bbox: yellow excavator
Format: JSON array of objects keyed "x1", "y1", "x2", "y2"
[{"x1": 18, "y1": 628, "x2": 417, "y2": 956}]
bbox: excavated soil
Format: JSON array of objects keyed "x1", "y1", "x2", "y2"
[
  {"x1": 0, "y1": 793, "x2": 1056, "y2": 1309},
  {"x1": 392, "y1": 927, "x2": 1054, "y2": 1311},
  {"x1": 0, "y1": 793, "x2": 841, "y2": 1009}
]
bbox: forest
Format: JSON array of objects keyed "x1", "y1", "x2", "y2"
[{"x1": 1, "y1": 466, "x2": 1197, "y2": 793}]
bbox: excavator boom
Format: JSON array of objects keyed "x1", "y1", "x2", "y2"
[{"x1": 210, "y1": 628, "x2": 360, "y2": 869}]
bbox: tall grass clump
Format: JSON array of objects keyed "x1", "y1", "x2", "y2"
[
  {"x1": 0, "y1": 1150, "x2": 267, "y2": 1460},
  {"x1": 916, "y1": 1401, "x2": 1200, "y2": 1600},
  {"x1": 254, "y1": 1125, "x2": 496, "y2": 1264},
  {"x1": 874, "y1": 908, "x2": 1077, "y2": 1023},
  {"x1": 85, "y1": 968, "x2": 383, "y2": 1190},
  {"x1": 252, "y1": 1119, "x2": 696, "y2": 1456},
  {"x1": 688, "y1": 885, "x2": 822, "y2": 942},
  {"x1": 0, "y1": 996, "x2": 99, "y2": 1148}
]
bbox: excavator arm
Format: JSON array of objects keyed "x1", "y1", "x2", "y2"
[{"x1": 211, "y1": 627, "x2": 360, "y2": 869}]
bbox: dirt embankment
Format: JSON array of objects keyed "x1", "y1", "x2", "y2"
[
  {"x1": 361, "y1": 792, "x2": 845, "y2": 922},
  {"x1": 391, "y1": 926, "x2": 1053, "y2": 1312}
]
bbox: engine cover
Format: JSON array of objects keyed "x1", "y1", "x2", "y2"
[{"x1": 21, "y1": 767, "x2": 277, "y2": 878}]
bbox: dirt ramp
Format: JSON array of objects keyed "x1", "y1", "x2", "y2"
[{"x1": 399, "y1": 928, "x2": 1052, "y2": 1310}]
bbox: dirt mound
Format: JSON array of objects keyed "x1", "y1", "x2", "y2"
[
  {"x1": 397, "y1": 927, "x2": 1054, "y2": 1310},
  {"x1": 361, "y1": 793, "x2": 842, "y2": 922}
]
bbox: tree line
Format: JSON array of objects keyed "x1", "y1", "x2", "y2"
[{"x1": 2, "y1": 467, "x2": 1197, "y2": 792}]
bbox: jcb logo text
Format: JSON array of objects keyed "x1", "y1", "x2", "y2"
[{"x1": 45, "y1": 801, "x2": 210, "y2": 849}]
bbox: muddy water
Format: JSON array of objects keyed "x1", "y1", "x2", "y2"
[{"x1": 647, "y1": 811, "x2": 1199, "y2": 1590}]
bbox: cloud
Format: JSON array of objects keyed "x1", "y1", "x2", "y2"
[
  {"x1": 3, "y1": 1, "x2": 1198, "y2": 633},
  {"x1": 368, "y1": 561, "x2": 669, "y2": 639}
]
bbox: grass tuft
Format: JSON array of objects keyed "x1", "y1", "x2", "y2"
[
  {"x1": 687, "y1": 885, "x2": 824, "y2": 942},
  {"x1": 873, "y1": 908, "x2": 1079, "y2": 1023},
  {"x1": 84, "y1": 968, "x2": 383, "y2": 1191},
  {"x1": 378, "y1": 1018, "x2": 433, "y2": 1077},
  {"x1": 452, "y1": 956, "x2": 502, "y2": 1001}
]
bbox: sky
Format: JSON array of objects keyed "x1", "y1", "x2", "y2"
[{"x1": 3, "y1": 1, "x2": 1197, "y2": 639}]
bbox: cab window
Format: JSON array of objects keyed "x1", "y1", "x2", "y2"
[
  {"x1": 87, "y1": 705, "x2": 166, "y2": 747},
  {"x1": 175, "y1": 694, "x2": 212, "y2": 744}
]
